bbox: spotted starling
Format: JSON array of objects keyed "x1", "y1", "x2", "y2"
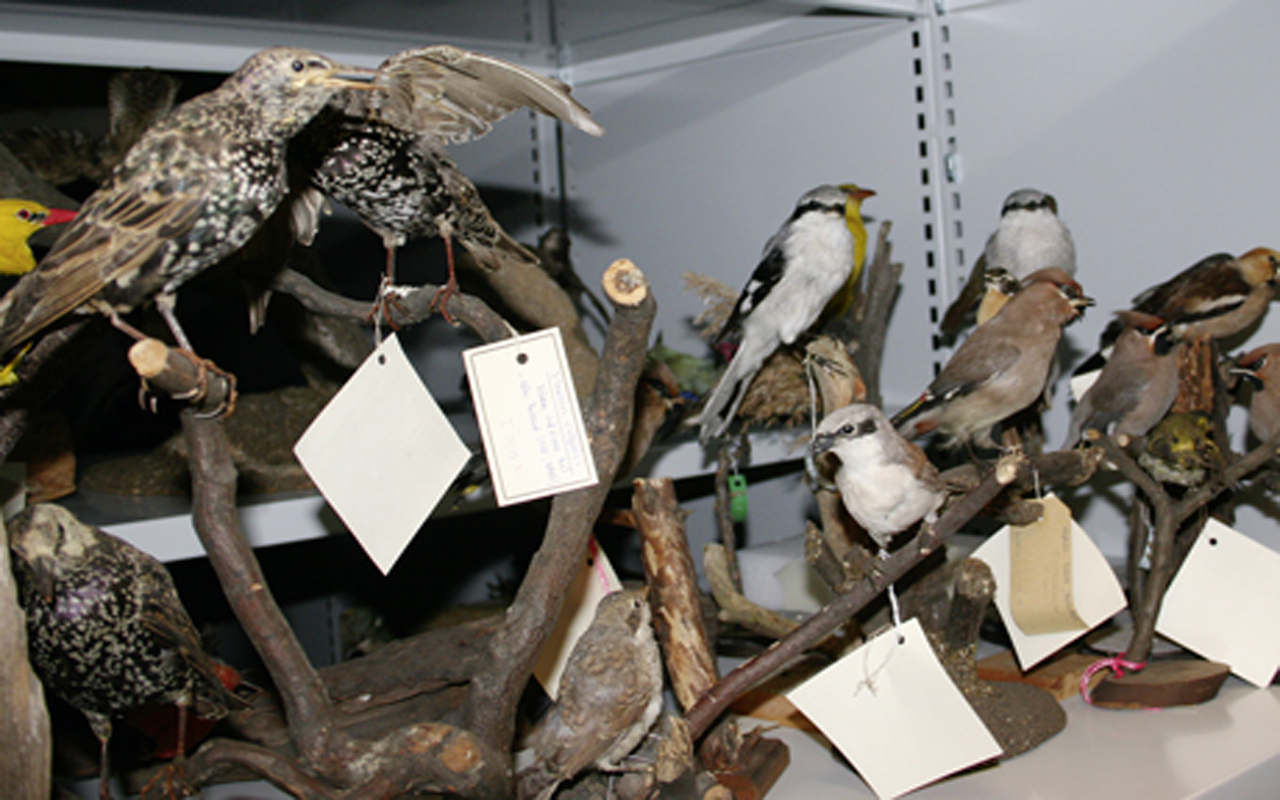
[
  {"x1": 0, "y1": 47, "x2": 377, "y2": 358},
  {"x1": 293, "y1": 44, "x2": 604, "y2": 316},
  {"x1": 9, "y1": 503, "x2": 242, "y2": 799}
]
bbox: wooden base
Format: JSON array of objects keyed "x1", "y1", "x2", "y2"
[
  {"x1": 1087, "y1": 659, "x2": 1231, "y2": 709},
  {"x1": 977, "y1": 649, "x2": 1100, "y2": 701}
]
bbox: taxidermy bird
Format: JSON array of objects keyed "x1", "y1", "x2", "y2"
[
  {"x1": 809, "y1": 403, "x2": 946, "y2": 553},
  {"x1": 695, "y1": 185, "x2": 862, "y2": 443},
  {"x1": 0, "y1": 199, "x2": 76, "y2": 275},
  {"x1": 519, "y1": 588, "x2": 663, "y2": 800},
  {"x1": 1066, "y1": 310, "x2": 1179, "y2": 446},
  {"x1": 9, "y1": 504, "x2": 242, "y2": 800},
  {"x1": 0, "y1": 47, "x2": 378, "y2": 361},
  {"x1": 293, "y1": 44, "x2": 604, "y2": 317},
  {"x1": 893, "y1": 267, "x2": 1092, "y2": 450},
  {"x1": 1230, "y1": 343, "x2": 1280, "y2": 444},
  {"x1": 819, "y1": 182, "x2": 876, "y2": 322},
  {"x1": 940, "y1": 188, "x2": 1076, "y2": 336},
  {"x1": 1138, "y1": 411, "x2": 1224, "y2": 487},
  {"x1": 975, "y1": 266, "x2": 1022, "y2": 327}
]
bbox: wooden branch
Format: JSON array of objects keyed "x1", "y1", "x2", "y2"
[
  {"x1": 129, "y1": 339, "x2": 236, "y2": 416},
  {"x1": 703, "y1": 543, "x2": 799, "y2": 640},
  {"x1": 465, "y1": 259, "x2": 656, "y2": 760},
  {"x1": 180, "y1": 412, "x2": 355, "y2": 779},
  {"x1": 0, "y1": 516, "x2": 49, "y2": 800},
  {"x1": 269, "y1": 266, "x2": 512, "y2": 344},
  {"x1": 0, "y1": 319, "x2": 94, "y2": 463},
  {"x1": 849, "y1": 221, "x2": 901, "y2": 409},
  {"x1": 713, "y1": 440, "x2": 746, "y2": 591},
  {"x1": 635, "y1": 477, "x2": 718, "y2": 712},
  {"x1": 685, "y1": 452, "x2": 1026, "y2": 740},
  {"x1": 178, "y1": 739, "x2": 339, "y2": 800}
]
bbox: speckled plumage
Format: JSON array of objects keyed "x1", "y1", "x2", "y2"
[
  {"x1": 9, "y1": 504, "x2": 239, "y2": 797},
  {"x1": 519, "y1": 589, "x2": 663, "y2": 800},
  {"x1": 0, "y1": 47, "x2": 376, "y2": 355}
]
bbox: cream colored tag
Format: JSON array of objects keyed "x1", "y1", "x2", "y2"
[
  {"x1": 788, "y1": 617, "x2": 1001, "y2": 799},
  {"x1": 463, "y1": 329, "x2": 598, "y2": 506},
  {"x1": 533, "y1": 538, "x2": 623, "y2": 699},
  {"x1": 293, "y1": 334, "x2": 471, "y2": 575},
  {"x1": 972, "y1": 497, "x2": 1126, "y2": 670},
  {"x1": 1158, "y1": 519, "x2": 1280, "y2": 687},
  {"x1": 1009, "y1": 495, "x2": 1087, "y2": 634}
]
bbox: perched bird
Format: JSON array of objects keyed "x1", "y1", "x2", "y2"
[
  {"x1": 519, "y1": 588, "x2": 663, "y2": 800},
  {"x1": 894, "y1": 267, "x2": 1093, "y2": 450},
  {"x1": 0, "y1": 199, "x2": 76, "y2": 275},
  {"x1": 975, "y1": 266, "x2": 1022, "y2": 327},
  {"x1": 809, "y1": 403, "x2": 946, "y2": 552},
  {"x1": 1065, "y1": 310, "x2": 1179, "y2": 446},
  {"x1": 695, "y1": 185, "x2": 861, "y2": 443},
  {"x1": 940, "y1": 188, "x2": 1076, "y2": 336},
  {"x1": 0, "y1": 47, "x2": 378, "y2": 359},
  {"x1": 1138, "y1": 411, "x2": 1224, "y2": 487},
  {"x1": 293, "y1": 45, "x2": 604, "y2": 317},
  {"x1": 1230, "y1": 343, "x2": 1280, "y2": 444},
  {"x1": 819, "y1": 183, "x2": 876, "y2": 322},
  {"x1": 9, "y1": 504, "x2": 242, "y2": 800}
]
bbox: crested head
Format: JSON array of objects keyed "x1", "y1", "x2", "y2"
[
  {"x1": 223, "y1": 47, "x2": 377, "y2": 137},
  {"x1": 1016, "y1": 267, "x2": 1092, "y2": 321},
  {"x1": 1236, "y1": 343, "x2": 1280, "y2": 377},
  {"x1": 1237, "y1": 247, "x2": 1280, "y2": 287},
  {"x1": 594, "y1": 588, "x2": 652, "y2": 633},
  {"x1": 1001, "y1": 188, "x2": 1058, "y2": 216}
]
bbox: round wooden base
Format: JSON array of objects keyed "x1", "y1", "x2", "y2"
[{"x1": 1088, "y1": 659, "x2": 1231, "y2": 709}]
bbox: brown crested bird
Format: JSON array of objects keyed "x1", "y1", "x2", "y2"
[
  {"x1": 1126, "y1": 248, "x2": 1280, "y2": 341},
  {"x1": 1066, "y1": 310, "x2": 1179, "y2": 446},
  {"x1": 893, "y1": 267, "x2": 1092, "y2": 450},
  {"x1": 0, "y1": 47, "x2": 378, "y2": 360},
  {"x1": 940, "y1": 188, "x2": 1076, "y2": 337},
  {"x1": 809, "y1": 402, "x2": 946, "y2": 553},
  {"x1": 1231, "y1": 343, "x2": 1280, "y2": 444},
  {"x1": 292, "y1": 44, "x2": 604, "y2": 318},
  {"x1": 9, "y1": 504, "x2": 242, "y2": 800},
  {"x1": 519, "y1": 588, "x2": 663, "y2": 800}
]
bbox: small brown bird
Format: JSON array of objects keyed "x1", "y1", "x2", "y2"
[
  {"x1": 1230, "y1": 343, "x2": 1280, "y2": 444},
  {"x1": 0, "y1": 47, "x2": 378, "y2": 358},
  {"x1": 294, "y1": 44, "x2": 604, "y2": 316},
  {"x1": 894, "y1": 267, "x2": 1092, "y2": 449},
  {"x1": 9, "y1": 504, "x2": 241, "y2": 800},
  {"x1": 809, "y1": 403, "x2": 946, "y2": 553},
  {"x1": 1125, "y1": 248, "x2": 1280, "y2": 342},
  {"x1": 1066, "y1": 310, "x2": 1179, "y2": 446},
  {"x1": 519, "y1": 588, "x2": 663, "y2": 800},
  {"x1": 940, "y1": 188, "x2": 1076, "y2": 336}
]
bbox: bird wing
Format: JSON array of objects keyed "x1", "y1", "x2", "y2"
[
  {"x1": 939, "y1": 252, "x2": 988, "y2": 335},
  {"x1": 0, "y1": 153, "x2": 208, "y2": 353},
  {"x1": 929, "y1": 334, "x2": 1021, "y2": 402},
  {"x1": 1131, "y1": 252, "x2": 1239, "y2": 317},
  {"x1": 715, "y1": 240, "x2": 787, "y2": 345},
  {"x1": 346, "y1": 45, "x2": 603, "y2": 146}
]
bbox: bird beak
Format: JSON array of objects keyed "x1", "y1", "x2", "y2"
[
  {"x1": 1070, "y1": 294, "x2": 1096, "y2": 314},
  {"x1": 41, "y1": 208, "x2": 76, "y2": 226},
  {"x1": 838, "y1": 184, "x2": 876, "y2": 202},
  {"x1": 809, "y1": 433, "x2": 835, "y2": 457},
  {"x1": 1230, "y1": 365, "x2": 1264, "y2": 390},
  {"x1": 323, "y1": 66, "x2": 380, "y2": 91}
]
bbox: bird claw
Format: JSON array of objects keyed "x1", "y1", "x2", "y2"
[
  {"x1": 367, "y1": 276, "x2": 409, "y2": 332},
  {"x1": 429, "y1": 278, "x2": 459, "y2": 325},
  {"x1": 171, "y1": 349, "x2": 238, "y2": 418},
  {"x1": 139, "y1": 759, "x2": 195, "y2": 800}
]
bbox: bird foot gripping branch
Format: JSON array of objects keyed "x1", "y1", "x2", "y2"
[{"x1": 128, "y1": 338, "x2": 238, "y2": 418}]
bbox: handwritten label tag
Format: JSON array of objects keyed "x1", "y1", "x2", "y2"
[
  {"x1": 463, "y1": 329, "x2": 598, "y2": 506},
  {"x1": 788, "y1": 617, "x2": 1001, "y2": 798},
  {"x1": 1010, "y1": 496, "x2": 1087, "y2": 634},
  {"x1": 972, "y1": 496, "x2": 1126, "y2": 670},
  {"x1": 533, "y1": 539, "x2": 622, "y2": 699},
  {"x1": 294, "y1": 334, "x2": 471, "y2": 575},
  {"x1": 1157, "y1": 519, "x2": 1280, "y2": 687}
]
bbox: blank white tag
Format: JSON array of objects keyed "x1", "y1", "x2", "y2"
[
  {"x1": 788, "y1": 617, "x2": 1001, "y2": 799},
  {"x1": 533, "y1": 538, "x2": 622, "y2": 699},
  {"x1": 463, "y1": 328, "x2": 598, "y2": 506},
  {"x1": 972, "y1": 497, "x2": 1127, "y2": 670},
  {"x1": 293, "y1": 334, "x2": 471, "y2": 575},
  {"x1": 1158, "y1": 519, "x2": 1280, "y2": 687}
]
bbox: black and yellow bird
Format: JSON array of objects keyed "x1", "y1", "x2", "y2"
[
  {"x1": 0, "y1": 47, "x2": 377, "y2": 359},
  {"x1": 292, "y1": 44, "x2": 604, "y2": 317}
]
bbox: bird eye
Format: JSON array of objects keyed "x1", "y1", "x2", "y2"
[
  {"x1": 15, "y1": 209, "x2": 30, "y2": 220},
  {"x1": 840, "y1": 424, "x2": 854, "y2": 435},
  {"x1": 291, "y1": 59, "x2": 305, "y2": 73}
]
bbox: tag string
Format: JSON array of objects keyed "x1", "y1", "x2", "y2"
[
  {"x1": 853, "y1": 583, "x2": 905, "y2": 698},
  {"x1": 1080, "y1": 653, "x2": 1147, "y2": 705}
]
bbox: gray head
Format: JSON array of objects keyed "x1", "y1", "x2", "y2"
[
  {"x1": 809, "y1": 403, "x2": 890, "y2": 457},
  {"x1": 225, "y1": 47, "x2": 378, "y2": 137},
  {"x1": 1001, "y1": 188, "x2": 1058, "y2": 217},
  {"x1": 789, "y1": 185, "x2": 854, "y2": 221},
  {"x1": 593, "y1": 588, "x2": 652, "y2": 634}
]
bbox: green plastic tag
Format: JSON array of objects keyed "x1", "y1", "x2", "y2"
[{"x1": 728, "y1": 473, "x2": 748, "y2": 523}]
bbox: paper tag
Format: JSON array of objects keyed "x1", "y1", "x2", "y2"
[
  {"x1": 463, "y1": 329, "x2": 598, "y2": 506},
  {"x1": 788, "y1": 617, "x2": 1001, "y2": 798},
  {"x1": 533, "y1": 538, "x2": 622, "y2": 699},
  {"x1": 293, "y1": 335, "x2": 471, "y2": 575},
  {"x1": 1010, "y1": 496, "x2": 1087, "y2": 634},
  {"x1": 1157, "y1": 519, "x2": 1280, "y2": 687},
  {"x1": 972, "y1": 497, "x2": 1127, "y2": 670}
]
